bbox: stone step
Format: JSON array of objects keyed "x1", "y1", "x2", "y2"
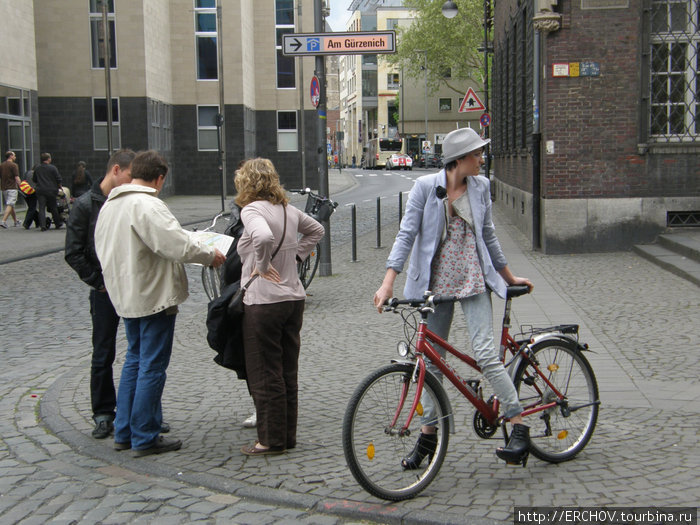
[
  {"x1": 657, "y1": 231, "x2": 700, "y2": 263},
  {"x1": 633, "y1": 242, "x2": 700, "y2": 287}
]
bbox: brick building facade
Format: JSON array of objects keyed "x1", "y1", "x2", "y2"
[{"x1": 491, "y1": 0, "x2": 700, "y2": 253}]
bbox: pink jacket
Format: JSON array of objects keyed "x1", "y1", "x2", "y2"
[{"x1": 237, "y1": 200, "x2": 324, "y2": 304}]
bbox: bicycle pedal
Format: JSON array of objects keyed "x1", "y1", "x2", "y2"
[{"x1": 523, "y1": 377, "x2": 536, "y2": 386}]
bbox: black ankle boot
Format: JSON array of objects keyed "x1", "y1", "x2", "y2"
[
  {"x1": 401, "y1": 432, "x2": 438, "y2": 470},
  {"x1": 496, "y1": 424, "x2": 530, "y2": 466}
]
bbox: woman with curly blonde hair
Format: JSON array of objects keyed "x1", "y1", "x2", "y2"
[{"x1": 234, "y1": 158, "x2": 324, "y2": 456}]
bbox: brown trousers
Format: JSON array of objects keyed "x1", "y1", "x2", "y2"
[{"x1": 242, "y1": 300, "x2": 305, "y2": 449}]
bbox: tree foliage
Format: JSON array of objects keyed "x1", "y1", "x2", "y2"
[{"x1": 383, "y1": 0, "x2": 485, "y2": 95}]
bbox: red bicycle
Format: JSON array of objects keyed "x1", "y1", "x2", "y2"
[{"x1": 342, "y1": 286, "x2": 600, "y2": 501}]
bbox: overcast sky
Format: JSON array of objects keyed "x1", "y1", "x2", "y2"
[{"x1": 327, "y1": 0, "x2": 353, "y2": 31}]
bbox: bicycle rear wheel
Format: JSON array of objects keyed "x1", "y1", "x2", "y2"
[
  {"x1": 514, "y1": 339, "x2": 599, "y2": 463},
  {"x1": 342, "y1": 363, "x2": 450, "y2": 501},
  {"x1": 202, "y1": 265, "x2": 222, "y2": 300},
  {"x1": 297, "y1": 243, "x2": 320, "y2": 289}
]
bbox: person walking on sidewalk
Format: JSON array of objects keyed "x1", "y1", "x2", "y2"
[
  {"x1": 373, "y1": 127, "x2": 534, "y2": 467},
  {"x1": 65, "y1": 149, "x2": 136, "y2": 439},
  {"x1": 0, "y1": 151, "x2": 21, "y2": 228},
  {"x1": 32, "y1": 152, "x2": 64, "y2": 231},
  {"x1": 95, "y1": 150, "x2": 226, "y2": 457},
  {"x1": 20, "y1": 166, "x2": 41, "y2": 230},
  {"x1": 234, "y1": 158, "x2": 324, "y2": 456}
]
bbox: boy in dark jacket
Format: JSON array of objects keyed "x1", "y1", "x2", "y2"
[{"x1": 64, "y1": 149, "x2": 136, "y2": 439}]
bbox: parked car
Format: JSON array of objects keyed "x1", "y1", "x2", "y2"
[
  {"x1": 417, "y1": 154, "x2": 443, "y2": 168},
  {"x1": 386, "y1": 153, "x2": 413, "y2": 170}
]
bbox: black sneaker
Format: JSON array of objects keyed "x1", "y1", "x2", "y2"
[
  {"x1": 92, "y1": 419, "x2": 114, "y2": 439},
  {"x1": 132, "y1": 436, "x2": 182, "y2": 457}
]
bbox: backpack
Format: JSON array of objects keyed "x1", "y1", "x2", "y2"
[{"x1": 221, "y1": 205, "x2": 244, "y2": 287}]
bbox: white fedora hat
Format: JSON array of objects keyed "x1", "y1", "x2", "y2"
[{"x1": 442, "y1": 127, "x2": 490, "y2": 165}]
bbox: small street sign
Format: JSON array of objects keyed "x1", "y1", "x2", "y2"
[
  {"x1": 458, "y1": 87, "x2": 485, "y2": 112},
  {"x1": 283, "y1": 31, "x2": 396, "y2": 56},
  {"x1": 480, "y1": 112, "x2": 491, "y2": 127},
  {"x1": 310, "y1": 76, "x2": 320, "y2": 108}
]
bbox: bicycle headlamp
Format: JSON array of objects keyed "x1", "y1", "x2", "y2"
[{"x1": 397, "y1": 341, "x2": 410, "y2": 357}]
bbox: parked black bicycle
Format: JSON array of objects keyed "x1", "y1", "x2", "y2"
[{"x1": 289, "y1": 188, "x2": 337, "y2": 289}]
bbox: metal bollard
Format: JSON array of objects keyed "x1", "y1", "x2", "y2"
[
  {"x1": 376, "y1": 197, "x2": 382, "y2": 249},
  {"x1": 398, "y1": 192, "x2": 403, "y2": 224},
  {"x1": 351, "y1": 204, "x2": 357, "y2": 262}
]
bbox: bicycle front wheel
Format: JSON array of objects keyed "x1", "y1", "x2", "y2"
[
  {"x1": 201, "y1": 265, "x2": 222, "y2": 301},
  {"x1": 342, "y1": 363, "x2": 451, "y2": 501},
  {"x1": 514, "y1": 339, "x2": 599, "y2": 463},
  {"x1": 297, "y1": 243, "x2": 320, "y2": 289}
]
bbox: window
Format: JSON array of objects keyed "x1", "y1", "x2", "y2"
[
  {"x1": 386, "y1": 18, "x2": 399, "y2": 30},
  {"x1": 649, "y1": 0, "x2": 699, "y2": 140},
  {"x1": 276, "y1": 0, "x2": 295, "y2": 88},
  {"x1": 89, "y1": 0, "x2": 117, "y2": 69},
  {"x1": 387, "y1": 73, "x2": 400, "y2": 89},
  {"x1": 277, "y1": 110, "x2": 298, "y2": 151},
  {"x1": 195, "y1": 0, "x2": 217, "y2": 80},
  {"x1": 439, "y1": 98, "x2": 452, "y2": 112},
  {"x1": 93, "y1": 98, "x2": 120, "y2": 150},
  {"x1": 197, "y1": 105, "x2": 219, "y2": 151}
]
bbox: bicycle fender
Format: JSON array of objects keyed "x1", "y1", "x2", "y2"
[
  {"x1": 507, "y1": 334, "x2": 588, "y2": 383},
  {"x1": 390, "y1": 359, "x2": 456, "y2": 434}
]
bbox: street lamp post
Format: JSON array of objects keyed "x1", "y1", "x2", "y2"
[
  {"x1": 441, "y1": 0, "x2": 491, "y2": 178},
  {"x1": 417, "y1": 50, "x2": 428, "y2": 158}
]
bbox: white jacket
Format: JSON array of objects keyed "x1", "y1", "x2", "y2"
[{"x1": 95, "y1": 184, "x2": 217, "y2": 318}]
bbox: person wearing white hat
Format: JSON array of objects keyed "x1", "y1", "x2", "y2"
[{"x1": 373, "y1": 126, "x2": 534, "y2": 467}]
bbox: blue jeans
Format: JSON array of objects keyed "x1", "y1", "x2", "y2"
[
  {"x1": 115, "y1": 310, "x2": 176, "y2": 449},
  {"x1": 422, "y1": 292, "x2": 523, "y2": 426}
]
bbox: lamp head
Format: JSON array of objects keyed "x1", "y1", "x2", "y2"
[{"x1": 441, "y1": 0, "x2": 459, "y2": 18}]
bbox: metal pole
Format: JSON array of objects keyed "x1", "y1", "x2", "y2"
[
  {"x1": 101, "y1": 0, "x2": 113, "y2": 156},
  {"x1": 376, "y1": 196, "x2": 382, "y2": 248},
  {"x1": 483, "y1": 0, "x2": 491, "y2": 179},
  {"x1": 532, "y1": 30, "x2": 541, "y2": 250},
  {"x1": 315, "y1": 0, "x2": 332, "y2": 276},
  {"x1": 351, "y1": 204, "x2": 357, "y2": 262},
  {"x1": 216, "y1": 0, "x2": 227, "y2": 211},
  {"x1": 297, "y1": 0, "x2": 306, "y2": 188},
  {"x1": 400, "y1": 66, "x2": 405, "y2": 139},
  {"x1": 398, "y1": 191, "x2": 403, "y2": 224},
  {"x1": 424, "y1": 52, "x2": 428, "y2": 154}
]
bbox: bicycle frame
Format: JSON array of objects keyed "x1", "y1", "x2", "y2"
[{"x1": 394, "y1": 298, "x2": 573, "y2": 435}]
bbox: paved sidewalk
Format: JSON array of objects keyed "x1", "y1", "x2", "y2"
[{"x1": 1, "y1": 171, "x2": 698, "y2": 523}]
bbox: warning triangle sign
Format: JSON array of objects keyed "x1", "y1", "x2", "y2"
[{"x1": 458, "y1": 87, "x2": 485, "y2": 113}]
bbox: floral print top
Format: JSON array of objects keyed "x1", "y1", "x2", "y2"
[{"x1": 430, "y1": 214, "x2": 486, "y2": 298}]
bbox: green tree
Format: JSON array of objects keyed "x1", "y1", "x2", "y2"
[{"x1": 383, "y1": 0, "x2": 485, "y2": 95}]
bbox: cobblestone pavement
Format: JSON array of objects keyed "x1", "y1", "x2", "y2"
[{"x1": 1, "y1": 171, "x2": 698, "y2": 524}]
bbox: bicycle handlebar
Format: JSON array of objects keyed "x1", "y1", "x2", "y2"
[{"x1": 384, "y1": 285, "x2": 531, "y2": 312}]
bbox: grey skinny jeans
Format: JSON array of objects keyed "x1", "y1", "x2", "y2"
[{"x1": 421, "y1": 291, "x2": 523, "y2": 427}]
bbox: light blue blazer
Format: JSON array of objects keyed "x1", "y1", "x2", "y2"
[{"x1": 386, "y1": 170, "x2": 509, "y2": 300}]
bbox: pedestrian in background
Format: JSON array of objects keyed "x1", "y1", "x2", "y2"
[
  {"x1": 234, "y1": 158, "x2": 324, "y2": 456},
  {"x1": 373, "y1": 127, "x2": 534, "y2": 468},
  {"x1": 95, "y1": 150, "x2": 225, "y2": 457},
  {"x1": 70, "y1": 160, "x2": 93, "y2": 201},
  {"x1": 65, "y1": 149, "x2": 136, "y2": 440},
  {"x1": 0, "y1": 151, "x2": 21, "y2": 228},
  {"x1": 32, "y1": 152, "x2": 64, "y2": 231},
  {"x1": 20, "y1": 166, "x2": 40, "y2": 230}
]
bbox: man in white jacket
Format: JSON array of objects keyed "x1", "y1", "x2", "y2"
[{"x1": 95, "y1": 150, "x2": 225, "y2": 457}]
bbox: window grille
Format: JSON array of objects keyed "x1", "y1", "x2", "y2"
[{"x1": 648, "y1": 0, "x2": 700, "y2": 142}]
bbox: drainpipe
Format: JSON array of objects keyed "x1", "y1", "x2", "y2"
[{"x1": 531, "y1": 3, "x2": 561, "y2": 251}]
